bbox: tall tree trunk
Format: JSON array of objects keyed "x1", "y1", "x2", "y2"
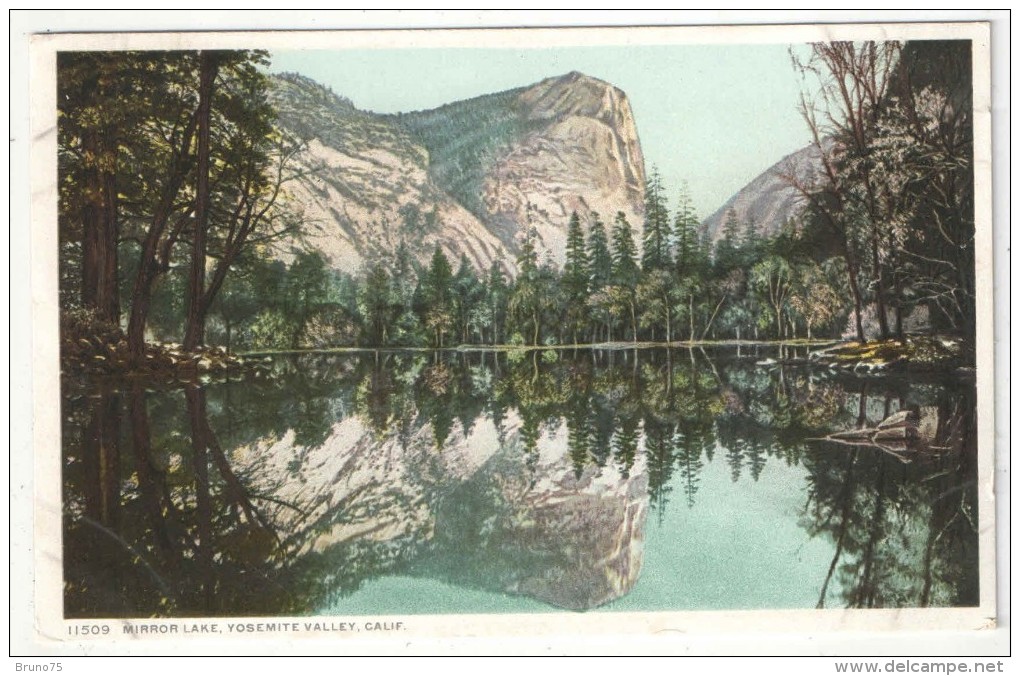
[
  {"x1": 99, "y1": 136, "x2": 120, "y2": 323},
  {"x1": 183, "y1": 52, "x2": 219, "y2": 351},
  {"x1": 630, "y1": 300, "x2": 637, "y2": 343},
  {"x1": 845, "y1": 254, "x2": 867, "y2": 342},
  {"x1": 665, "y1": 303, "x2": 672, "y2": 344},
  {"x1": 126, "y1": 287, "x2": 152, "y2": 358},
  {"x1": 701, "y1": 294, "x2": 726, "y2": 341},
  {"x1": 892, "y1": 269, "x2": 905, "y2": 339},
  {"x1": 688, "y1": 294, "x2": 695, "y2": 342},
  {"x1": 875, "y1": 252, "x2": 890, "y2": 340},
  {"x1": 80, "y1": 126, "x2": 120, "y2": 324}
]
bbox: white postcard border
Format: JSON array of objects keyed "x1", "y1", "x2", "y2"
[{"x1": 17, "y1": 17, "x2": 1002, "y2": 656}]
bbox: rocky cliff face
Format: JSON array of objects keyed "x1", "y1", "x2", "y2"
[
  {"x1": 402, "y1": 71, "x2": 646, "y2": 266},
  {"x1": 271, "y1": 71, "x2": 647, "y2": 275},
  {"x1": 701, "y1": 143, "x2": 824, "y2": 244},
  {"x1": 270, "y1": 74, "x2": 509, "y2": 274}
]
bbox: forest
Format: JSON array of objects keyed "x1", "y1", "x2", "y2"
[{"x1": 58, "y1": 41, "x2": 975, "y2": 371}]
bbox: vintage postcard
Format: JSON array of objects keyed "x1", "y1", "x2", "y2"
[{"x1": 19, "y1": 18, "x2": 999, "y2": 655}]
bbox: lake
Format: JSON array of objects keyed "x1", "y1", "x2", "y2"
[{"x1": 61, "y1": 345, "x2": 979, "y2": 617}]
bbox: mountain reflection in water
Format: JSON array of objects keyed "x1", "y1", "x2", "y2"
[{"x1": 61, "y1": 346, "x2": 979, "y2": 618}]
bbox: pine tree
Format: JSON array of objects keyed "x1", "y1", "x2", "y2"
[
  {"x1": 452, "y1": 254, "x2": 483, "y2": 344},
  {"x1": 509, "y1": 227, "x2": 545, "y2": 345},
  {"x1": 587, "y1": 211, "x2": 613, "y2": 291},
  {"x1": 610, "y1": 211, "x2": 640, "y2": 288},
  {"x1": 282, "y1": 251, "x2": 331, "y2": 349},
  {"x1": 715, "y1": 207, "x2": 742, "y2": 271},
  {"x1": 422, "y1": 245, "x2": 453, "y2": 347},
  {"x1": 390, "y1": 241, "x2": 422, "y2": 346},
  {"x1": 563, "y1": 211, "x2": 590, "y2": 291},
  {"x1": 424, "y1": 245, "x2": 453, "y2": 305},
  {"x1": 641, "y1": 167, "x2": 671, "y2": 271},
  {"x1": 672, "y1": 183, "x2": 701, "y2": 274},
  {"x1": 516, "y1": 226, "x2": 539, "y2": 279},
  {"x1": 738, "y1": 216, "x2": 760, "y2": 270},
  {"x1": 485, "y1": 260, "x2": 508, "y2": 344},
  {"x1": 562, "y1": 211, "x2": 590, "y2": 344},
  {"x1": 392, "y1": 240, "x2": 416, "y2": 314},
  {"x1": 610, "y1": 211, "x2": 640, "y2": 342},
  {"x1": 360, "y1": 262, "x2": 392, "y2": 346}
]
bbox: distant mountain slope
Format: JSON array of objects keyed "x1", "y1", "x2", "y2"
[
  {"x1": 269, "y1": 73, "x2": 511, "y2": 274},
  {"x1": 390, "y1": 86, "x2": 539, "y2": 220},
  {"x1": 701, "y1": 143, "x2": 825, "y2": 243},
  {"x1": 267, "y1": 70, "x2": 648, "y2": 276},
  {"x1": 399, "y1": 71, "x2": 646, "y2": 264}
]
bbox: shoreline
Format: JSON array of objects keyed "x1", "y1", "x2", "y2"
[
  {"x1": 238, "y1": 338, "x2": 840, "y2": 358},
  {"x1": 63, "y1": 335, "x2": 973, "y2": 388}
]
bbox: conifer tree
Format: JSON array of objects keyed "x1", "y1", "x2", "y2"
[
  {"x1": 485, "y1": 260, "x2": 508, "y2": 345},
  {"x1": 672, "y1": 184, "x2": 701, "y2": 274},
  {"x1": 587, "y1": 211, "x2": 613, "y2": 292},
  {"x1": 452, "y1": 254, "x2": 483, "y2": 343},
  {"x1": 742, "y1": 216, "x2": 759, "y2": 251},
  {"x1": 563, "y1": 211, "x2": 590, "y2": 290},
  {"x1": 516, "y1": 226, "x2": 539, "y2": 279},
  {"x1": 389, "y1": 240, "x2": 421, "y2": 345},
  {"x1": 392, "y1": 240, "x2": 416, "y2": 314},
  {"x1": 641, "y1": 167, "x2": 671, "y2": 271},
  {"x1": 715, "y1": 207, "x2": 742, "y2": 271},
  {"x1": 562, "y1": 211, "x2": 590, "y2": 344},
  {"x1": 509, "y1": 227, "x2": 546, "y2": 345},
  {"x1": 611, "y1": 211, "x2": 640, "y2": 288},
  {"x1": 422, "y1": 245, "x2": 453, "y2": 347},
  {"x1": 610, "y1": 211, "x2": 640, "y2": 342},
  {"x1": 360, "y1": 262, "x2": 392, "y2": 346}
]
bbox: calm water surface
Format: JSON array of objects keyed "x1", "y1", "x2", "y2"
[{"x1": 62, "y1": 346, "x2": 979, "y2": 617}]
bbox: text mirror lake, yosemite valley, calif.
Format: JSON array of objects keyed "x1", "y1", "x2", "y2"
[{"x1": 25, "y1": 20, "x2": 997, "y2": 649}]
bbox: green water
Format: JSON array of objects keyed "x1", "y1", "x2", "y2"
[{"x1": 61, "y1": 346, "x2": 979, "y2": 618}]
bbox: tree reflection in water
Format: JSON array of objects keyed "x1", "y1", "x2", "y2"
[{"x1": 62, "y1": 347, "x2": 979, "y2": 617}]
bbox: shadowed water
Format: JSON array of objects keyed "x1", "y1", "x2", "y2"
[{"x1": 61, "y1": 346, "x2": 979, "y2": 617}]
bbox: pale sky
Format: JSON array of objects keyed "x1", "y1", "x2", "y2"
[{"x1": 269, "y1": 44, "x2": 813, "y2": 220}]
